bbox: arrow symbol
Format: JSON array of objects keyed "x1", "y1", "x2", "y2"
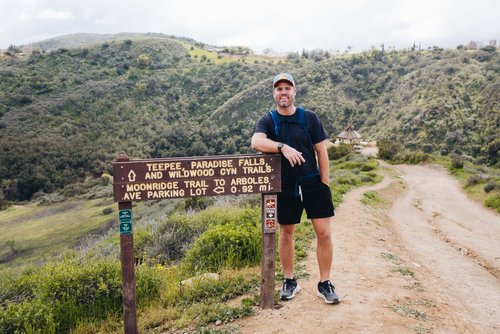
[
  {"x1": 128, "y1": 170, "x2": 136, "y2": 182},
  {"x1": 213, "y1": 186, "x2": 225, "y2": 194}
]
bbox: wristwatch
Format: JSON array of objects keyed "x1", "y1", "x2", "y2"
[{"x1": 277, "y1": 142, "x2": 284, "y2": 153}]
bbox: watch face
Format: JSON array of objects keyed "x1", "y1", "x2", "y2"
[{"x1": 278, "y1": 143, "x2": 284, "y2": 151}]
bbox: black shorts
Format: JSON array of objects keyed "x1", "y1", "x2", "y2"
[{"x1": 277, "y1": 176, "x2": 335, "y2": 225}]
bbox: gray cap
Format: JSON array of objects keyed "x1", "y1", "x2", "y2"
[{"x1": 273, "y1": 73, "x2": 295, "y2": 87}]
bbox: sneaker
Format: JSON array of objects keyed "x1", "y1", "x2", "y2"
[
  {"x1": 317, "y1": 280, "x2": 340, "y2": 304},
  {"x1": 280, "y1": 278, "x2": 301, "y2": 300}
]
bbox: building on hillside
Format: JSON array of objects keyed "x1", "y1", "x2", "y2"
[{"x1": 336, "y1": 123, "x2": 362, "y2": 144}]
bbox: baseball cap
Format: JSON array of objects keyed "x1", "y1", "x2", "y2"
[{"x1": 273, "y1": 73, "x2": 295, "y2": 87}]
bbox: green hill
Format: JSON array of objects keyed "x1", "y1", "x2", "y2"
[{"x1": 0, "y1": 34, "x2": 498, "y2": 201}]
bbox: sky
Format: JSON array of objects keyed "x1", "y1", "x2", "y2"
[{"x1": 0, "y1": 0, "x2": 499, "y2": 53}]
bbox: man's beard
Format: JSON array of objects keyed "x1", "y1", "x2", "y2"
[{"x1": 277, "y1": 96, "x2": 293, "y2": 108}]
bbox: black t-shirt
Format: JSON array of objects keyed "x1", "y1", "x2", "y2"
[{"x1": 254, "y1": 108, "x2": 327, "y2": 184}]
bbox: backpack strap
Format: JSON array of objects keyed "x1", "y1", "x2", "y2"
[
  {"x1": 269, "y1": 109, "x2": 281, "y2": 138},
  {"x1": 269, "y1": 107, "x2": 311, "y2": 142},
  {"x1": 295, "y1": 107, "x2": 312, "y2": 145}
]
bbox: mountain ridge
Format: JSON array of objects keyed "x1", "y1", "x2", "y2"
[{"x1": 0, "y1": 34, "x2": 498, "y2": 201}]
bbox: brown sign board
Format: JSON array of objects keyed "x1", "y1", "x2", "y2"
[{"x1": 113, "y1": 154, "x2": 281, "y2": 202}]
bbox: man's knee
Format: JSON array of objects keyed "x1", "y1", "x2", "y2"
[
  {"x1": 313, "y1": 218, "x2": 332, "y2": 240},
  {"x1": 316, "y1": 228, "x2": 331, "y2": 242},
  {"x1": 280, "y1": 224, "x2": 295, "y2": 240}
]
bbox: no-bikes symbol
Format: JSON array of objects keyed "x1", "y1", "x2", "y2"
[{"x1": 264, "y1": 197, "x2": 277, "y2": 232}]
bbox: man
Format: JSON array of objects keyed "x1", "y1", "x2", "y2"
[{"x1": 251, "y1": 73, "x2": 340, "y2": 304}]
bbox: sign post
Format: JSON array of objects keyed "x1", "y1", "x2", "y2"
[
  {"x1": 113, "y1": 153, "x2": 281, "y2": 332},
  {"x1": 115, "y1": 153, "x2": 138, "y2": 334},
  {"x1": 260, "y1": 193, "x2": 278, "y2": 308}
]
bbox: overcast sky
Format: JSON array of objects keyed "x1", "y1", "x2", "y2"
[{"x1": 1, "y1": 0, "x2": 498, "y2": 53}]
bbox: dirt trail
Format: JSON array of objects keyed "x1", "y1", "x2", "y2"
[{"x1": 237, "y1": 162, "x2": 500, "y2": 334}]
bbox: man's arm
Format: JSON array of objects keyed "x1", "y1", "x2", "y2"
[
  {"x1": 251, "y1": 132, "x2": 305, "y2": 167},
  {"x1": 314, "y1": 139, "x2": 330, "y2": 185},
  {"x1": 251, "y1": 132, "x2": 280, "y2": 153}
]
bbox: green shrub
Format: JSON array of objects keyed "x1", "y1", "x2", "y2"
[
  {"x1": 183, "y1": 223, "x2": 261, "y2": 273},
  {"x1": 398, "y1": 151, "x2": 429, "y2": 164},
  {"x1": 377, "y1": 140, "x2": 403, "y2": 161},
  {"x1": 0, "y1": 298, "x2": 57, "y2": 334},
  {"x1": 134, "y1": 228, "x2": 154, "y2": 258},
  {"x1": 332, "y1": 169, "x2": 361, "y2": 186},
  {"x1": 327, "y1": 144, "x2": 351, "y2": 160},
  {"x1": 466, "y1": 175, "x2": 483, "y2": 186},
  {"x1": 484, "y1": 181, "x2": 497, "y2": 193},
  {"x1": 450, "y1": 153, "x2": 464, "y2": 169},
  {"x1": 360, "y1": 160, "x2": 378, "y2": 171},
  {"x1": 485, "y1": 194, "x2": 500, "y2": 212},
  {"x1": 361, "y1": 190, "x2": 382, "y2": 205},
  {"x1": 148, "y1": 206, "x2": 259, "y2": 263},
  {"x1": 0, "y1": 259, "x2": 163, "y2": 333}
]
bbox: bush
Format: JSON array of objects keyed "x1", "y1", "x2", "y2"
[
  {"x1": 147, "y1": 213, "x2": 205, "y2": 263},
  {"x1": 0, "y1": 298, "x2": 57, "y2": 334},
  {"x1": 466, "y1": 175, "x2": 483, "y2": 186},
  {"x1": 377, "y1": 140, "x2": 403, "y2": 161},
  {"x1": 327, "y1": 144, "x2": 351, "y2": 160},
  {"x1": 148, "y1": 206, "x2": 260, "y2": 264},
  {"x1": 360, "y1": 160, "x2": 378, "y2": 171},
  {"x1": 484, "y1": 181, "x2": 497, "y2": 193},
  {"x1": 398, "y1": 151, "x2": 429, "y2": 164},
  {"x1": 0, "y1": 259, "x2": 163, "y2": 333},
  {"x1": 183, "y1": 223, "x2": 261, "y2": 273},
  {"x1": 485, "y1": 194, "x2": 500, "y2": 212},
  {"x1": 450, "y1": 153, "x2": 464, "y2": 169},
  {"x1": 361, "y1": 190, "x2": 382, "y2": 205}
]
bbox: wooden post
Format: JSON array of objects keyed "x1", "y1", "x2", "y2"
[
  {"x1": 260, "y1": 193, "x2": 277, "y2": 309},
  {"x1": 116, "y1": 154, "x2": 138, "y2": 334}
]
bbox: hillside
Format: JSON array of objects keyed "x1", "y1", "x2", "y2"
[{"x1": 0, "y1": 34, "x2": 498, "y2": 201}]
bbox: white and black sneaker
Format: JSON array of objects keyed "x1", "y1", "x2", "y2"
[
  {"x1": 317, "y1": 280, "x2": 340, "y2": 304},
  {"x1": 280, "y1": 278, "x2": 301, "y2": 300}
]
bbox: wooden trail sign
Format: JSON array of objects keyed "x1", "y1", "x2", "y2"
[
  {"x1": 113, "y1": 153, "x2": 281, "y2": 334},
  {"x1": 113, "y1": 154, "x2": 281, "y2": 201}
]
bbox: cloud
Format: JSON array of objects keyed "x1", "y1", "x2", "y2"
[
  {"x1": 37, "y1": 8, "x2": 74, "y2": 21},
  {"x1": 0, "y1": 0, "x2": 498, "y2": 51}
]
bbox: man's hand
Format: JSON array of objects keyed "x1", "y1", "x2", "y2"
[{"x1": 281, "y1": 144, "x2": 305, "y2": 167}]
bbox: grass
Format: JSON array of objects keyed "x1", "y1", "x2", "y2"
[
  {"x1": 361, "y1": 190, "x2": 383, "y2": 206},
  {"x1": 433, "y1": 155, "x2": 500, "y2": 212},
  {"x1": 393, "y1": 265, "x2": 415, "y2": 278},
  {"x1": 411, "y1": 325, "x2": 431, "y2": 334},
  {"x1": 330, "y1": 155, "x2": 383, "y2": 206},
  {"x1": 390, "y1": 303, "x2": 427, "y2": 320},
  {"x1": 70, "y1": 267, "x2": 259, "y2": 334},
  {"x1": 0, "y1": 198, "x2": 115, "y2": 269},
  {"x1": 381, "y1": 252, "x2": 401, "y2": 262}
]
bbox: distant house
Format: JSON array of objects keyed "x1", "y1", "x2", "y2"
[{"x1": 336, "y1": 123, "x2": 362, "y2": 144}]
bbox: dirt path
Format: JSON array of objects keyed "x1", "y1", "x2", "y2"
[{"x1": 237, "y1": 162, "x2": 500, "y2": 334}]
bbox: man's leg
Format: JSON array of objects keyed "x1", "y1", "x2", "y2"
[
  {"x1": 279, "y1": 223, "x2": 295, "y2": 278},
  {"x1": 311, "y1": 217, "x2": 332, "y2": 281}
]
